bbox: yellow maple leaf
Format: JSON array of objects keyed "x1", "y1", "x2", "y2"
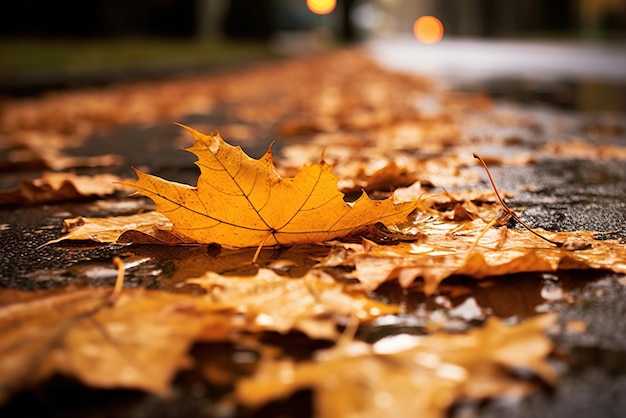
[{"x1": 122, "y1": 125, "x2": 417, "y2": 247}]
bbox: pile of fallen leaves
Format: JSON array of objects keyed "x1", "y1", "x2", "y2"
[{"x1": 1, "y1": 49, "x2": 626, "y2": 417}]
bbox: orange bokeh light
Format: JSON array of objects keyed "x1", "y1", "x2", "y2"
[
  {"x1": 307, "y1": 0, "x2": 336, "y2": 15},
  {"x1": 413, "y1": 16, "x2": 444, "y2": 44}
]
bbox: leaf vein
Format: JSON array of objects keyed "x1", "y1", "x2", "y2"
[
  {"x1": 275, "y1": 168, "x2": 324, "y2": 232},
  {"x1": 206, "y1": 144, "x2": 272, "y2": 231},
  {"x1": 129, "y1": 183, "x2": 267, "y2": 232}
]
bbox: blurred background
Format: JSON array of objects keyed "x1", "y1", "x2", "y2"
[
  {"x1": 2, "y1": 0, "x2": 625, "y2": 41},
  {"x1": 0, "y1": 0, "x2": 625, "y2": 110}
]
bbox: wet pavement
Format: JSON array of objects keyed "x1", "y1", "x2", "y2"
[
  {"x1": 372, "y1": 39, "x2": 626, "y2": 418},
  {"x1": 1, "y1": 40, "x2": 626, "y2": 417}
]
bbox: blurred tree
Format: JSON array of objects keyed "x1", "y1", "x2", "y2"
[
  {"x1": 0, "y1": 0, "x2": 195, "y2": 37},
  {"x1": 222, "y1": 0, "x2": 273, "y2": 39}
]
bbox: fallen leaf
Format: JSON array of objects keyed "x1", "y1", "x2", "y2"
[
  {"x1": 121, "y1": 125, "x2": 418, "y2": 247},
  {"x1": 187, "y1": 268, "x2": 400, "y2": 340},
  {"x1": 0, "y1": 286, "x2": 226, "y2": 403},
  {"x1": 279, "y1": 136, "x2": 480, "y2": 192},
  {"x1": 45, "y1": 211, "x2": 176, "y2": 245},
  {"x1": 0, "y1": 258, "x2": 401, "y2": 403},
  {"x1": 237, "y1": 314, "x2": 557, "y2": 418},
  {"x1": 338, "y1": 160, "x2": 418, "y2": 193},
  {"x1": 324, "y1": 218, "x2": 626, "y2": 294},
  {"x1": 540, "y1": 139, "x2": 626, "y2": 160},
  {"x1": 0, "y1": 172, "x2": 131, "y2": 206}
]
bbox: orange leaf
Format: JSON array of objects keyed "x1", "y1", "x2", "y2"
[
  {"x1": 121, "y1": 125, "x2": 418, "y2": 247},
  {"x1": 186, "y1": 268, "x2": 400, "y2": 339},
  {"x1": 324, "y1": 219, "x2": 626, "y2": 294},
  {"x1": 238, "y1": 314, "x2": 557, "y2": 418},
  {"x1": 45, "y1": 211, "x2": 177, "y2": 245},
  {"x1": 0, "y1": 287, "x2": 216, "y2": 402},
  {"x1": 0, "y1": 172, "x2": 130, "y2": 206}
]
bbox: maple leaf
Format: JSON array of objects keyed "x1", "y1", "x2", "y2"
[
  {"x1": 238, "y1": 314, "x2": 557, "y2": 418},
  {"x1": 121, "y1": 125, "x2": 417, "y2": 247}
]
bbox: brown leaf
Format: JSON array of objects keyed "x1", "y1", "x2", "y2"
[
  {"x1": 187, "y1": 268, "x2": 400, "y2": 340},
  {"x1": 0, "y1": 133, "x2": 124, "y2": 172},
  {"x1": 46, "y1": 211, "x2": 177, "y2": 245},
  {"x1": 540, "y1": 139, "x2": 626, "y2": 160},
  {"x1": 324, "y1": 218, "x2": 626, "y2": 294},
  {"x1": 0, "y1": 172, "x2": 130, "y2": 206},
  {"x1": 0, "y1": 264, "x2": 400, "y2": 402},
  {"x1": 0, "y1": 286, "x2": 220, "y2": 402},
  {"x1": 237, "y1": 314, "x2": 557, "y2": 418}
]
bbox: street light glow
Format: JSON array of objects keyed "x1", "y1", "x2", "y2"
[
  {"x1": 307, "y1": 0, "x2": 336, "y2": 15},
  {"x1": 413, "y1": 16, "x2": 444, "y2": 44}
]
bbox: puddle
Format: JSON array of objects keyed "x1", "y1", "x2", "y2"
[
  {"x1": 117, "y1": 244, "x2": 332, "y2": 292},
  {"x1": 361, "y1": 270, "x2": 603, "y2": 342}
]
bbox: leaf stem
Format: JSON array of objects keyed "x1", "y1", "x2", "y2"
[
  {"x1": 462, "y1": 218, "x2": 498, "y2": 264},
  {"x1": 473, "y1": 153, "x2": 562, "y2": 247},
  {"x1": 252, "y1": 231, "x2": 274, "y2": 264}
]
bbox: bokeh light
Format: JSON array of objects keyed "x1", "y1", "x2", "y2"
[
  {"x1": 307, "y1": 0, "x2": 336, "y2": 15},
  {"x1": 413, "y1": 16, "x2": 444, "y2": 44}
]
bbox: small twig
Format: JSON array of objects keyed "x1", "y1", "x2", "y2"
[
  {"x1": 108, "y1": 257, "x2": 126, "y2": 306},
  {"x1": 473, "y1": 153, "x2": 562, "y2": 247}
]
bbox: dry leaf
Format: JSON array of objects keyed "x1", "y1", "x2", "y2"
[
  {"x1": 46, "y1": 211, "x2": 176, "y2": 245},
  {"x1": 540, "y1": 139, "x2": 626, "y2": 160},
  {"x1": 336, "y1": 219, "x2": 626, "y2": 294},
  {"x1": 121, "y1": 125, "x2": 417, "y2": 247},
  {"x1": 187, "y1": 268, "x2": 400, "y2": 340},
  {"x1": 0, "y1": 264, "x2": 400, "y2": 402},
  {"x1": 237, "y1": 314, "x2": 557, "y2": 418},
  {"x1": 0, "y1": 286, "x2": 225, "y2": 403},
  {"x1": 0, "y1": 172, "x2": 130, "y2": 206}
]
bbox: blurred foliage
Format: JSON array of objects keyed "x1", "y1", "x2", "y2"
[{"x1": 0, "y1": 38, "x2": 272, "y2": 79}]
